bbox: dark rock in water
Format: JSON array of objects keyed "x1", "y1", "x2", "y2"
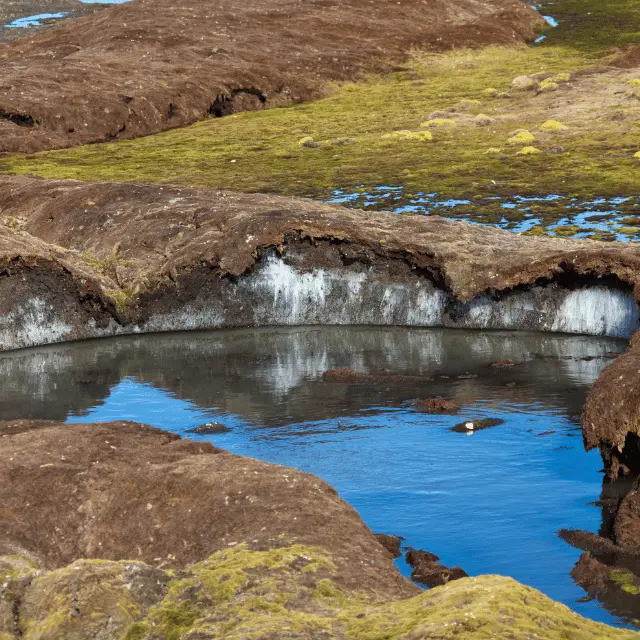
[
  {"x1": 450, "y1": 418, "x2": 505, "y2": 433},
  {"x1": 405, "y1": 548, "x2": 468, "y2": 588},
  {"x1": 375, "y1": 534, "x2": 404, "y2": 558},
  {"x1": 558, "y1": 528, "x2": 621, "y2": 556},
  {"x1": 412, "y1": 397, "x2": 459, "y2": 414},
  {"x1": 186, "y1": 422, "x2": 230, "y2": 434},
  {"x1": 406, "y1": 548, "x2": 440, "y2": 565},
  {"x1": 322, "y1": 368, "x2": 431, "y2": 384},
  {"x1": 491, "y1": 359, "x2": 517, "y2": 368},
  {"x1": 570, "y1": 551, "x2": 640, "y2": 622}
]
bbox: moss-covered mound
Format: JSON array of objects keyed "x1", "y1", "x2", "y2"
[{"x1": 2, "y1": 547, "x2": 638, "y2": 640}]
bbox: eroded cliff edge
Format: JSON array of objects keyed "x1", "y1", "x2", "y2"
[{"x1": 0, "y1": 175, "x2": 639, "y2": 351}]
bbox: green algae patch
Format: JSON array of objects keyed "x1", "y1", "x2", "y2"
[{"x1": 610, "y1": 568, "x2": 640, "y2": 595}]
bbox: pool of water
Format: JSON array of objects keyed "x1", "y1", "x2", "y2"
[
  {"x1": 0, "y1": 326, "x2": 634, "y2": 628},
  {"x1": 326, "y1": 187, "x2": 640, "y2": 241},
  {"x1": 5, "y1": 12, "x2": 67, "y2": 28}
]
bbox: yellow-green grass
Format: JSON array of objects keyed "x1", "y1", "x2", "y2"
[{"x1": 4, "y1": 0, "x2": 640, "y2": 210}]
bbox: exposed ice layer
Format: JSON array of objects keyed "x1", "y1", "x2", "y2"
[
  {"x1": 0, "y1": 298, "x2": 72, "y2": 349},
  {"x1": 246, "y1": 257, "x2": 447, "y2": 326},
  {"x1": 2, "y1": 257, "x2": 638, "y2": 352},
  {"x1": 237, "y1": 256, "x2": 639, "y2": 339},
  {"x1": 551, "y1": 288, "x2": 639, "y2": 339}
]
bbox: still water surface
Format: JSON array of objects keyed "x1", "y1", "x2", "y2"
[{"x1": 0, "y1": 327, "x2": 632, "y2": 628}]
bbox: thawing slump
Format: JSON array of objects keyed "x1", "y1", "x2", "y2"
[
  {"x1": 142, "y1": 252, "x2": 639, "y2": 340},
  {"x1": 0, "y1": 252, "x2": 638, "y2": 352}
]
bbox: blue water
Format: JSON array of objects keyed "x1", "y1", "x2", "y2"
[
  {"x1": 325, "y1": 187, "x2": 640, "y2": 241},
  {"x1": 5, "y1": 12, "x2": 67, "y2": 28},
  {"x1": 1, "y1": 326, "x2": 632, "y2": 628}
]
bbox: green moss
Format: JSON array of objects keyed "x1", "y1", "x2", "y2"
[
  {"x1": 522, "y1": 225, "x2": 548, "y2": 236},
  {"x1": 516, "y1": 146, "x2": 542, "y2": 155},
  {"x1": 5, "y1": 3, "x2": 640, "y2": 238},
  {"x1": 0, "y1": 43, "x2": 607, "y2": 207},
  {"x1": 539, "y1": 78, "x2": 559, "y2": 92},
  {"x1": 610, "y1": 569, "x2": 640, "y2": 595},
  {"x1": 105, "y1": 287, "x2": 139, "y2": 314},
  {"x1": 381, "y1": 130, "x2": 433, "y2": 142},
  {"x1": 552, "y1": 224, "x2": 581, "y2": 236},
  {"x1": 540, "y1": 120, "x2": 568, "y2": 132},
  {"x1": 506, "y1": 131, "x2": 536, "y2": 145}
]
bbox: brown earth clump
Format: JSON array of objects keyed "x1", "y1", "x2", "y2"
[
  {"x1": 0, "y1": 0, "x2": 541, "y2": 154},
  {"x1": 412, "y1": 397, "x2": 460, "y2": 413},
  {"x1": 2, "y1": 175, "x2": 640, "y2": 303},
  {"x1": 405, "y1": 548, "x2": 469, "y2": 588},
  {"x1": 0, "y1": 419, "x2": 414, "y2": 600}
]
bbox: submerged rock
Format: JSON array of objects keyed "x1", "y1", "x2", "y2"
[
  {"x1": 186, "y1": 421, "x2": 230, "y2": 434},
  {"x1": 412, "y1": 397, "x2": 460, "y2": 414}
]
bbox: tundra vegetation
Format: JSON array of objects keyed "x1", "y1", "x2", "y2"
[{"x1": 4, "y1": 0, "x2": 640, "y2": 238}]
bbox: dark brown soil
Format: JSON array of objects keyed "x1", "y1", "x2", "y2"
[
  {"x1": 375, "y1": 534, "x2": 404, "y2": 559},
  {"x1": 0, "y1": 0, "x2": 541, "y2": 153},
  {"x1": 405, "y1": 548, "x2": 468, "y2": 588},
  {"x1": 583, "y1": 342, "x2": 640, "y2": 479},
  {"x1": 0, "y1": 419, "x2": 417, "y2": 599},
  {"x1": 412, "y1": 397, "x2": 460, "y2": 414}
]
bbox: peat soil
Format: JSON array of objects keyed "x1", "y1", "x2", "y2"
[{"x1": 0, "y1": 0, "x2": 540, "y2": 153}]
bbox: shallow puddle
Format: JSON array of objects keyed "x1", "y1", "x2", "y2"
[
  {"x1": 5, "y1": 12, "x2": 66, "y2": 28},
  {"x1": 0, "y1": 326, "x2": 635, "y2": 628},
  {"x1": 326, "y1": 187, "x2": 640, "y2": 241}
]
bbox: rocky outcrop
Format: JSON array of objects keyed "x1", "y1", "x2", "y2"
[
  {"x1": 0, "y1": 0, "x2": 541, "y2": 153},
  {"x1": 0, "y1": 420, "x2": 636, "y2": 640},
  {"x1": 0, "y1": 175, "x2": 638, "y2": 351}
]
